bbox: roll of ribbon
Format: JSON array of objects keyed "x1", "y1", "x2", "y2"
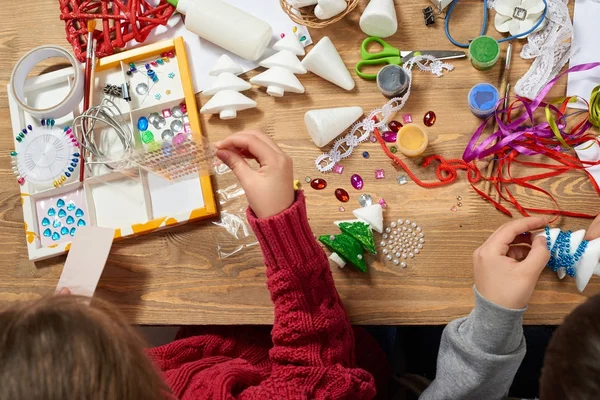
[{"x1": 10, "y1": 46, "x2": 84, "y2": 119}]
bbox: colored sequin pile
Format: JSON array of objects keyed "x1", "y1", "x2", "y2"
[
  {"x1": 137, "y1": 104, "x2": 189, "y2": 148},
  {"x1": 378, "y1": 219, "x2": 425, "y2": 268}
]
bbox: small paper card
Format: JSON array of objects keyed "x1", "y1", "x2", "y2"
[{"x1": 56, "y1": 226, "x2": 115, "y2": 297}]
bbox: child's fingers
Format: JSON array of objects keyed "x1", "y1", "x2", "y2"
[
  {"x1": 216, "y1": 149, "x2": 253, "y2": 183},
  {"x1": 487, "y1": 217, "x2": 549, "y2": 252},
  {"x1": 235, "y1": 130, "x2": 283, "y2": 154},
  {"x1": 585, "y1": 214, "x2": 600, "y2": 240},
  {"x1": 216, "y1": 134, "x2": 278, "y2": 165},
  {"x1": 521, "y1": 235, "x2": 550, "y2": 276}
]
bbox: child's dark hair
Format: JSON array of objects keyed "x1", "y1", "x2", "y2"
[
  {"x1": 0, "y1": 295, "x2": 169, "y2": 400},
  {"x1": 540, "y1": 293, "x2": 600, "y2": 399}
]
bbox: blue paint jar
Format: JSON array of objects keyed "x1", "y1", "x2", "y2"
[{"x1": 468, "y1": 83, "x2": 500, "y2": 118}]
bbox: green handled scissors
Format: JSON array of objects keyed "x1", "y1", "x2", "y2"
[{"x1": 356, "y1": 37, "x2": 466, "y2": 80}]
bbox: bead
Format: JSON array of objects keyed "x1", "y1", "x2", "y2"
[
  {"x1": 405, "y1": 220, "x2": 411, "y2": 225},
  {"x1": 357, "y1": 254, "x2": 363, "y2": 260},
  {"x1": 458, "y1": 202, "x2": 462, "y2": 207},
  {"x1": 18, "y1": 132, "x2": 24, "y2": 138},
  {"x1": 305, "y1": 176, "x2": 312, "y2": 183},
  {"x1": 382, "y1": 249, "x2": 389, "y2": 255},
  {"x1": 66, "y1": 216, "x2": 75, "y2": 225},
  {"x1": 382, "y1": 131, "x2": 397, "y2": 142},
  {"x1": 423, "y1": 111, "x2": 436, "y2": 127},
  {"x1": 330, "y1": 235, "x2": 336, "y2": 241},
  {"x1": 126, "y1": 70, "x2": 133, "y2": 76},
  {"x1": 58, "y1": 209, "x2": 67, "y2": 218},
  {"x1": 450, "y1": 205, "x2": 458, "y2": 212},
  {"x1": 385, "y1": 228, "x2": 391, "y2": 233},
  {"x1": 43, "y1": 228, "x2": 52, "y2": 237},
  {"x1": 358, "y1": 194, "x2": 373, "y2": 207},
  {"x1": 395, "y1": 252, "x2": 401, "y2": 258},
  {"x1": 380, "y1": 241, "x2": 386, "y2": 247},
  {"x1": 47, "y1": 208, "x2": 56, "y2": 217},
  {"x1": 416, "y1": 227, "x2": 422, "y2": 232},
  {"x1": 41, "y1": 119, "x2": 46, "y2": 126},
  {"x1": 402, "y1": 253, "x2": 407, "y2": 259},
  {"x1": 411, "y1": 222, "x2": 417, "y2": 228},
  {"x1": 393, "y1": 259, "x2": 400, "y2": 266},
  {"x1": 310, "y1": 178, "x2": 327, "y2": 190},
  {"x1": 333, "y1": 164, "x2": 344, "y2": 174},
  {"x1": 335, "y1": 188, "x2": 350, "y2": 203},
  {"x1": 52, "y1": 232, "x2": 61, "y2": 241},
  {"x1": 70, "y1": 228, "x2": 77, "y2": 236},
  {"x1": 418, "y1": 244, "x2": 423, "y2": 249},
  {"x1": 390, "y1": 146, "x2": 398, "y2": 153},
  {"x1": 75, "y1": 208, "x2": 85, "y2": 217},
  {"x1": 419, "y1": 233, "x2": 424, "y2": 237},
  {"x1": 379, "y1": 198, "x2": 387, "y2": 208},
  {"x1": 375, "y1": 169, "x2": 385, "y2": 179},
  {"x1": 409, "y1": 253, "x2": 414, "y2": 258},
  {"x1": 402, "y1": 114, "x2": 413, "y2": 124},
  {"x1": 339, "y1": 206, "x2": 345, "y2": 212},
  {"x1": 388, "y1": 120, "x2": 403, "y2": 132},
  {"x1": 41, "y1": 217, "x2": 50, "y2": 226},
  {"x1": 145, "y1": 63, "x2": 151, "y2": 70},
  {"x1": 401, "y1": 262, "x2": 407, "y2": 268},
  {"x1": 414, "y1": 249, "x2": 420, "y2": 254},
  {"x1": 22, "y1": 129, "x2": 27, "y2": 135},
  {"x1": 382, "y1": 233, "x2": 388, "y2": 239},
  {"x1": 391, "y1": 222, "x2": 397, "y2": 228},
  {"x1": 27, "y1": 125, "x2": 32, "y2": 131},
  {"x1": 363, "y1": 151, "x2": 370, "y2": 159},
  {"x1": 61, "y1": 227, "x2": 69, "y2": 235},
  {"x1": 16, "y1": 137, "x2": 22, "y2": 142},
  {"x1": 369, "y1": 135, "x2": 377, "y2": 143},
  {"x1": 151, "y1": 61, "x2": 158, "y2": 67},
  {"x1": 419, "y1": 238, "x2": 425, "y2": 243},
  {"x1": 77, "y1": 219, "x2": 86, "y2": 227},
  {"x1": 397, "y1": 219, "x2": 403, "y2": 225},
  {"x1": 141, "y1": 130, "x2": 154, "y2": 144},
  {"x1": 457, "y1": 196, "x2": 462, "y2": 201},
  {"x1": 351, "y1": 174, "x2": 364, "y2": 190}
]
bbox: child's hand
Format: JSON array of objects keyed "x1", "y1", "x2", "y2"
[
  {"x1": 585, "y1": 214, "x2": 600, "y2": 240},
  {"x1": 473, "y1": 217, "x2": 550, "y2": 309},
  {"x1": 215, "y1": 131, "x2": 294, "y2": 219}
]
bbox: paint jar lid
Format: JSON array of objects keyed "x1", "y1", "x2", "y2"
[
  {"x1": 468, "y1": 83, "x2": 500, "y2": 118},
  {"x1": 468, "y1": 36, "x2": 500, "y2": 70},
  {"x1": 377, "y1": 65, "x2": 410, "y2": 98}
]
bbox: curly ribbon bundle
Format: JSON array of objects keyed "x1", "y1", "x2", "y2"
[{"x1": 377, "y1": 62, "x2": 600, "y2": 219}]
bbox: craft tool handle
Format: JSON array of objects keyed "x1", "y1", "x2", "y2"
[
  {"x1": 360, "y1": 37, "x2": 400, "y2": 60},
  {"x1": 356, "y1": 57, "x2": 402, "y2": 80}
]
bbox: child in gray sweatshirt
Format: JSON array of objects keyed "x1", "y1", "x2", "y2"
[{"x1": 420, "y1": 216, "x2": 600, "y2": 400}]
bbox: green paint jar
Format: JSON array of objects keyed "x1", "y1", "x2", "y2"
[{"x1": 468, "y1": 36, "x2": 500, "y2": 71}]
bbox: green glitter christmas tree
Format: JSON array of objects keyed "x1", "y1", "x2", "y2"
[{"x1": 319, "y1": 221, "x2": 375, "y2": 272}]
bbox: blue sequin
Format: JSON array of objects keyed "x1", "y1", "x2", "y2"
[
  {"x1": 47, "y1": 208, "x2": 56, "y2": 216},
  {"x1": 65, "y1": 172, "x2": 71, "y2": 178},
  {"x1": 70, "y1": 227, "x2": 77, "y2": 236},
  {"x1": 52, "y1": 232, "x2": 60, "y2": 241},
  {"x1": 67, "y1": 202, "x2": 76, "y2": 211},
  {"x1": 61, "y1": 227, "x2": 69, "y2": 235},
  {"x1": 43, "y1": 228, "x2": 51, "y2": 237},
  {"x1": 41, "y1": 217, "x2": 50, "y2": 226},
  {"x1": 66, "y1": 215, "x2": 75, "y2": 225},
  {"x1": 71, "y1": 163, "x2": 77, "y2": 168},
  {"x1": 57, "y1": 199, "x2": 65, "y2": 207},
  {"x1": 68, "y1": 167, "x2": 74, "y2": 172},
  {"x1": 75, "y1": 208, "x2": 84, "y2": 218},
  {"x1": 77, "y1": 219, "x2": 86, "y2": 227},
  {"x1": 73, "y1": 153, "x2": 80, "y2": 157},
  {"x1": 53, "y1": 219, "x2": 61, "y2": 228},
  {"x1": 58, "y1": 209, "x2": 67, "y2": 218}
]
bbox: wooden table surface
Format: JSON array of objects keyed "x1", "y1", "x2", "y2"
[{"x1": 0, "y1": 0, "x2": 595, "y2": 325}]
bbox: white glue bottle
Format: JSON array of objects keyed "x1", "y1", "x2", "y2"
[{"x1": 167, "y1": 0, "x2": 273, "y2": 61}]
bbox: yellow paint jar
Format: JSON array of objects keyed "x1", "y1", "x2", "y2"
[{"x1": 396, "y1": 124, "x2": 429, "y2": 157}]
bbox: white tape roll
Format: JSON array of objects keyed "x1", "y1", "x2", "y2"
[{"x1": 10, "y1": 46, "x2": 84, "y2": 119}]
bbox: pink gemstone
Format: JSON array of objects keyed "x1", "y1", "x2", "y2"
[
  {"x1": 402, "y1": 114, "x2": 413, "y2": 124},
  {"x1": 162, "y1": 109, "x2": 172, "y2": 118},
  {"x1": 184, "y1": 123, "x2": 191, "y2": 133},
  {"x1": 350, "y1": 174, "x2": 364, "y2": 190},
  {"x1": 339, "y1": 206, "x2": 345, "y2": 212},
  {"x1": 180, "y1": 103, "x2": 187, "y2": 114},
  {"x1": 74, "y1": 142, "x2": 79, "y2": 147},
  {"x1": 375, "y1": 169, "x2": 385, "y2": 179},
  {"x1": 333, "y1": 164, "x2": 344, "y2": 174},
  {"x1": 172, "y1": 133, "x2": 186, "y2": 146},
  {"x1": 369, "y1": 135, "x2": 377, "y2": 143},
  {"x1": 379, "y1": 198, "x2": 387, "y2": 208},
  {"x1": 381, "y1": 131, "x2": 397, "y2": 143},
  {"x1": 388, "y1": 120, "x2": 403, "y2": 132},
  {"x1": 65, "y1": 128, "x2": 72, "y2": 135},
  {"x1": 450, "y1": 205, "x2": 457, "y2": 212},
  {"x1": 17, "y1": 177, "x2": 25, "y2": 186},
  {"x1": 280, "y1": 33, "x2": 285, "y2": 38},
  {"x1": 151, "y1": 61, "x2": 158, "y2": 67}
]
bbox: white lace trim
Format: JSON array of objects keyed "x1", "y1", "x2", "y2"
[
  {"x1": 314, "y1": 56, "x2": 454, "y2": 173},
  {"x1": 489, "y1": 0, "x2": 573, "y2": 100}
]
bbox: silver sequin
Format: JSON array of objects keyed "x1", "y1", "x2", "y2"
[
  {"x1": 358, "y1": 194, "x2": 373, "y2": 207},
  {"x1": 135, "y1": 83, "x2": 149, "y2": 95}
]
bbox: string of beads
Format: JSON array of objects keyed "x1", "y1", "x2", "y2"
[{"x1": 545, "y1": 226, "x2": 588, "y2": 277}]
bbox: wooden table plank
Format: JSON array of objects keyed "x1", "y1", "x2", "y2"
[{"x1": 0, "y1": 0, "x2": 595, "y2": 325}]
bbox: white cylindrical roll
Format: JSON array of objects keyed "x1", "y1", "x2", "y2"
[
  {"x1": 169, "y1": 0, "x2": 273, "y2": 61},
  {"x1": 359, "y1": 0, "x2": 398, "y2": 38}
]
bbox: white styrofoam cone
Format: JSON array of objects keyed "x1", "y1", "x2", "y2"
[
  {"x1": 330, "y1": 252, "x2": 346, "y2": 268},
  {"x1": 203, "y1": 72, "x2": 252, "y2": 96},
  {"x1": 273, "y1": 35, "x2": 305, "y2": 56},
  {"x1": 302, "y1": 37, "x2": 355, "y2": 91},
  {"x1": 353, "y1": 205, "x2": 383, "y2": 233},
  {"x1": 209, "y1": 54, "x2": 244, "y2": 76},
  {"x1": 250, "y1": 66, "x2": 305, "y2": 97},
  {"x1": 291, "y1": 0, "x2": 318, "y2": 7},
  {"x1": 304, "y1": 106, "x2": 363, "y2": 147},
  {"x1": 315, "y1": 0, "x2": 347, "y2": 19},
  {"x1": 259, "y1": 50, "x2": 307, "y2": 74},
  {"x1": 576, "y1": 237, "x2": 600, "y2": 292},
  {"x1": 359, "y1": 0, "x2": 398, "y2": 38},
  {"x1": 200, "y1": 90, "x2": 256, "y2": 120}
]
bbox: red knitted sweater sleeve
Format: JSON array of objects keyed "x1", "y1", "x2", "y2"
[{"x1": 243, "y1": 191, "x2": 376, "y2": 399}]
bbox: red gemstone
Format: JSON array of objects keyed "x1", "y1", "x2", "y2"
[
  {"x1": 17, "y1": 177, "x2": 25, "y2": 186},
  {"x1": 388, "y1": 120, "x2": 403, "y2": 133},
  {"x1": 335, "y1": 188, "x2": 350, "y2": 202},
  {"x1": 424, "y1": 111, "x2": 436, "y2": 127},
  {"x1": 151, "y1": 61, "x2": 158, "y2": 67},
  {"x1": 311, "y1": 178, "x2": 327, "y2": 190}
]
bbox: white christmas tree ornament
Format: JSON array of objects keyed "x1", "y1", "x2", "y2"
[
  {"x1": 273, "y1": 35, "x2": 306, "y2": 56},
  {"x1": 259, "y1": 50, "x2": 307, "y2": 74},
  {"x1": 352, "y1": 204, "x2": 384, "y2": 234},
  {"x1": 209, "y1": 54, "x2": 244, "y2": 76},
  {"x1": 250, "y1": 66, "x2": 305, "y2": 97},
  {"x1": 200, "y1": 90, "x2": 257, "y2": 120},
  {"x1": 203, "y1": 72, "x2": 252, "y2": 96}
]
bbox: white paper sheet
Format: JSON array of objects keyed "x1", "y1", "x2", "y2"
[
  {"x1": 566, "y1": 0, "x2": 600, "y2": 109},
  {"x1": 575, "y1": 140, "x2": 600, "y2": 187},
  {"x1": 131, "y1": 0, "x2": 312, "y2": 93}
]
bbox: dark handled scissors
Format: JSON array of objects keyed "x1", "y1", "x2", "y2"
[{"x1": 355, "y1": 37, "x2": 466, "y2": 80}]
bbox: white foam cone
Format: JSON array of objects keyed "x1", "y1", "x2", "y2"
[
  {"x1": 359, "y1": 0, "x2": 398, "y2": 38},
  {"x1": 250, "y1": 66, "x2": 305, "y2": 97},
  {"x1": 315, "y1": 0, "x2": 347, "y2": 20},
  {"x1": 353, "y1": 205, "x2": 383, "y2": 234},
  {"x1": 576, "y1": 237, "x2": 600, "y2": 292},
  {"x1": 259, "y1": 50, "x2": 307, "y2": 74},
  {"x1": 302, "y1": 37, "x2": 355, "y2": 91},
  {"x1": 273, "y1": 35, "x2": 305, "y2": 56},
  {"x1": 304, "y1": 106, "x2": 363, "y2": 147}
]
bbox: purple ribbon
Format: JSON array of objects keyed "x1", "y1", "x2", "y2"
[{"x1": 463, "y1": 62, "x2": 600, "y2": 162}]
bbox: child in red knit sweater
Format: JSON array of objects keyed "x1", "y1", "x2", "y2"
[{"x1": 0, "y1": 131, "x2": 387, "y2": 400}]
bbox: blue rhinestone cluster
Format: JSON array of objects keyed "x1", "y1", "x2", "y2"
[
  {"x1": 545, "y1": 226, "x2": 588, "y2": 277},
  {"x1": 41, "y1": 198, "x2": 86, "y2": 242}
]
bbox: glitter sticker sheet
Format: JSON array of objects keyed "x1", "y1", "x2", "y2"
[{"x1": 35, "y1": 188, "x2": 88, "y2": 247}]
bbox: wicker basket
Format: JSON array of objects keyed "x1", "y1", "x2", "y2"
[{"x1": 279, "y1": 0, "x2": 360, "y2": 28}]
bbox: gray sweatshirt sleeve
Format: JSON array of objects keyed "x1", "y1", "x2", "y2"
[{"x1": 420, "y1": 286, "x2": 526, "y2": 400}]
